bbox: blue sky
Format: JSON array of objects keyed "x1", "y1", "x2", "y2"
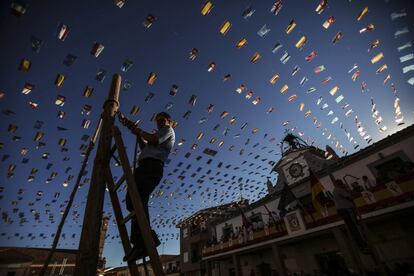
[{"x1": 0, "y1": 0, "x2": 413, "y2": 268}]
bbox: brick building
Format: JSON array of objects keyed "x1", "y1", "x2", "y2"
[{"x1": 0, "y1": 247, "x2": 77, "y2": 276}]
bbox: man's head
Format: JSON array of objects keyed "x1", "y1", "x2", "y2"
[
  {"x1": 334, "y1": 179, "x2": 345, "y2": 188},
  {"x1": 155, "y1": 112, "x2": 172, "y2": 129}
]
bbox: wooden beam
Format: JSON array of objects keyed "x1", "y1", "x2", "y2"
[
  {"x1": 271, "y1": 243, "x2": 287, "y2": 276},
  {"x1": 75, "y1": 74, "x2": 121, "y2": 275},
  {"x1": 232, "y1": 254, "x2": 242, "y2": 276},
  {"x1": 206, "y1": 260, "x2": 213, "y2": 276},
  {"x1": 332, "y1": 227, "x2": 366, "y2": 276}
]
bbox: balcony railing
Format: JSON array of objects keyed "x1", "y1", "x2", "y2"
[{"x1": 202, "y1": 175, "x2": 414, "y2": 257}]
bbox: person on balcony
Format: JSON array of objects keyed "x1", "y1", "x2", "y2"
[
  {"x1": 234, "y1": 226, "x2": 240, "y2": 238},
  {"x1": 252, "y1": 221, "x2": 258, "y2": 231},
  {"x1": 257, "y1": 219, "x2": 264, "y2": 230},
  {"x1": 361, "y1": 175, "x2": 376, "y2": 190},
  {"x1": 350, "y1": 181, "x2": 363, "y2": 192}
]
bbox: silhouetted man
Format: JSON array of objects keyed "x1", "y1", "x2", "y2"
[{"x1": 119, "y1": 112, "x2": 175, "y2": 261}]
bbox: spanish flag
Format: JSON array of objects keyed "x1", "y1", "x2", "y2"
[{"x1": 310, "y1": 170, "x2": 329, "y2": 214}]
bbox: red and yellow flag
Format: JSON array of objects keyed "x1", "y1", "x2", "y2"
[{"x1": 310, "y1": 170, "x2": 327, "y2": 214}]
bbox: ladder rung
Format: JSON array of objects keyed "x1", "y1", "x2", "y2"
[
  {"x1": 122, "y1": 211, "x2": 135, "y2": 225},
  {"x1": 110, "y1": 144, "x2": 122, "y2": 165},
  {"x1": 114, "y1": 175, "x2": 126, "y2": 192},
  {"x1": 110, "y1": 144, "x2": 117, "y2": 155},
  {"x1": 111, "y1": 154, "x2": 121, "y2": 166}
]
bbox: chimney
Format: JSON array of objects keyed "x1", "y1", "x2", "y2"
[{"x1": 266, "y1": 178, "x2": 274, "y2": 194}]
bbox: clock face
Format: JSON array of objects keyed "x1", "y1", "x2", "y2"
[{"x1": 288, "y1": 163, "x2": 304, "y2": 178}]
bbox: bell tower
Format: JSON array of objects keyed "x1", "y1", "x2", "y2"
[{"x1": 271, "y1": 133, "x2": 337, "y2": 188}]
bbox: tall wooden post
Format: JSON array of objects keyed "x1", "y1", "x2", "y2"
[
  {"x1": 232, "y1": 254, "x2": 242, "y2": 276},
  {"x1": 75, "y1": 74, "x2": 121, "y2": 275},
  {"x1": 206, "y1": 260, "x2": 213, "y2": 276},
  {"x1": 272, "y1": 243, "x2": 287, "y2": 276},
  {"x1": 332, "y1": 227, "x2": 366, "y2": 276}
]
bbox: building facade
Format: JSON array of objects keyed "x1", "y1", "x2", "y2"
[
  {"x1": 179, "y1": 125, "x2": 414, "y2": 275},
  {"x1": 104, "y1": 254, "x2": 180, "y2": 276},
  {"x1": 178, "y1": 202, "x2": 249, "y2": 276},
  {"x1": 0, "y1": 247, "x2": 77, "y2": 276}
]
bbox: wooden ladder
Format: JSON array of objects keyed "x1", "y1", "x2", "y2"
[{"x1": 105, "y1": 125, "x2": 164, "y2": 276}]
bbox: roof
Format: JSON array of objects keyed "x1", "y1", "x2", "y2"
[
  {"x1": 104, "y1": 254, "x2": 180, "y2": 272},
  {"x1": 0, "y1": 248, "x2": 33, "y2": 264},
  {"x1": 0, "y1": 246, "x2": 78, "y2": 254},
  {"x1": 159, "y1": 254, "x2": 180, "y2": 263},
  {"x1": 177, "y1": 199, "x2": 248, "y2": 227},
  {"x1": 0, "y1": 246, "x2": 77, "y2": 265},
  {"x1": 272, "y1": 145, "x2": 326, "y2": 171},
  {"x1": 320, "y1": 123, "x2": 414, "y2": 171}
]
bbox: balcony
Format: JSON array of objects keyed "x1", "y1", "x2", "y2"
[{"x1": 202, "y1": 174, "x2": 414, "y2": 257}]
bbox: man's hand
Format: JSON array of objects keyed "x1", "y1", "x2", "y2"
[
  {"x1": 118, "y1": 112, "x2": 137, "y2": 131},
  {"x1": 131, "y1": 127, "x2": 143, "y2": 136},
  {"x1": 117, "y1": 112, "x2": 157, "y2": 144}
]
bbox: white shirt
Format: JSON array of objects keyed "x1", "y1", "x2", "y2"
[{"x1": 139, "y1": 126, "x2": 175, "y2": 163}]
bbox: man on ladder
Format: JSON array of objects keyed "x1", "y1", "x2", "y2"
[{"x1": 118, "y1": 111, "x2": 176, "y2": 262}]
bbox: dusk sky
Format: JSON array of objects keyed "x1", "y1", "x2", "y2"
[{"x1": 0, "y1": 0, "x2": 413, "y2": 268}]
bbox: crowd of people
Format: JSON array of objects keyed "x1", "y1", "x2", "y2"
[
  {"x1": 206, "y1": 212, "x2": 287, "y2": 247},
  {"x1": 347, "y1": 160, "x2": 414, "y2": 193}
]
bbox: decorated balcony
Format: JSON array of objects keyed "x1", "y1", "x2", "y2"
[{"x1": 202, "y1": 174, "x2": 414, "y2": 257}]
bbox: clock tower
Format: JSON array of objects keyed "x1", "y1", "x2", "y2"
[{"x1": 268, "y1": 133, "x2": 338, "y2": 192}]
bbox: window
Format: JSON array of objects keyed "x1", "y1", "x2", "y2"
[
  {"x1": 222, "y1": 224, "x2": 233, "y2": 239},
  {"x1": 190, "y1": 224, "x2": 200, "y2": 236},
  {"x1": 368, "y1": 151, "x2": 412, "y2": 183},
  {"x1": 249, "y1": 213, "x2": 262, "y2": 223},
  {"x1": 183, "y1": 252, "x2": 189, "y2": 263},
  {"x1": 191, "y1": 244, "x2": 200, "y2": 263},
  {"x1": 182, "y1": 228, "x2": 188, "y2": 238}
]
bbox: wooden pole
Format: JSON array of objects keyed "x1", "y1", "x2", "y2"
[
  {"x1": 271, "y1": 243, "x2": 287, "y2": 276},
  {"x1": 39, "y1": 118, "x2": 102, "y2": 276},
  {"x1": 143, "y1": 257, "x2": 150, "y2": 276},
  {"x1": 133, "y1": 137, "x2": 138, "y2": 174},
  {"x1": 332, "y1": 227, "x2": 366, "y2": 276},
  {"x1": 206, "y1": 260, "x2": 213, "y2": 276},
  {"x1": 232, "y1": 254, "x2": 242, "y2": 276},
  {"x1": 353, "y1": 201, "x2": 388, "y2": 276},
  {"x1": 75, "y1": 74, "x2": 121, "y2": 275}
]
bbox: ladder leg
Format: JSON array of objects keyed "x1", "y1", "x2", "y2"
[
  {"x1": 112, "y1": 125, "x2": 165, "y2": 276},
  {"x1": 106, "y1": 170, "x2": 140, "y2": 276},
  {"x1": 143, "y1": 257, "x2": 150, "y2": 276}
]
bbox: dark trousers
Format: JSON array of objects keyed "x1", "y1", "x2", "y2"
[
  {"x1": 126, "y1": 158, "x2": 163, "y2": 247},
  {"x1": 337, "y1": 208, "x2": 367, "y2": 250}
]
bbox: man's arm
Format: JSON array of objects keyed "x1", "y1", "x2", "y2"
[
  {"x1": 118, "y1": 113, "x2": 158, "y2": 145},
  {"x1": 132, "y1": 128, "x2": 158, "y2": 145},
  {"x1": 136, "y1": 135, "x2": 147, "y2": 150},
  {"x1": 133, "y1": 125, "x2": 173, "y2": 146}
]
